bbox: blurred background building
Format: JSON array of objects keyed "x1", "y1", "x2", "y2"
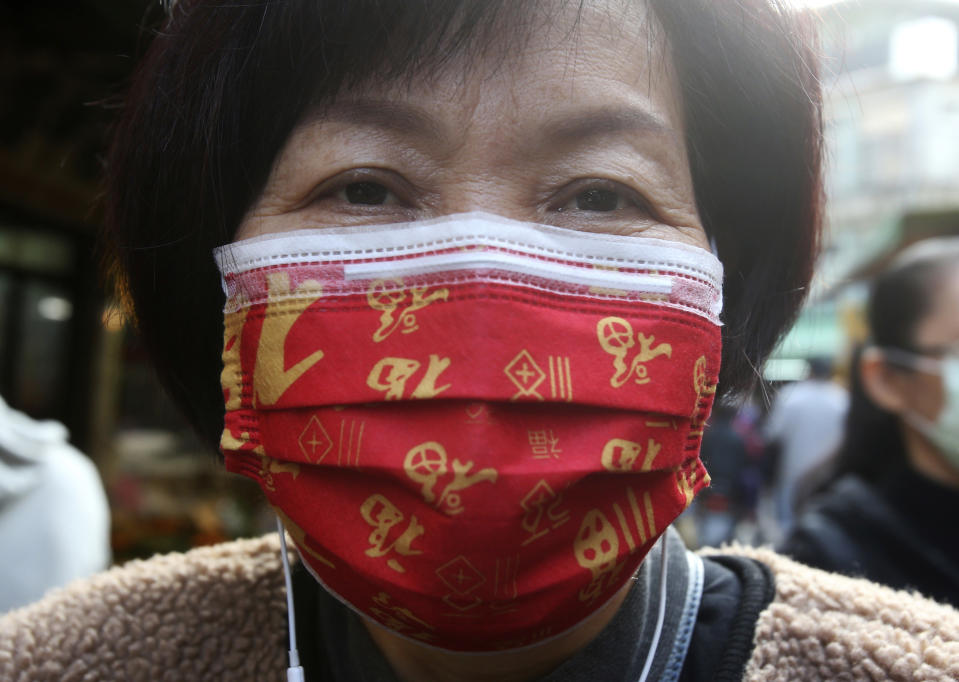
[
  {"x1": 682, "y1": 0, "x2": 959, "y2": 547},
  {"x1": 0, "y1": 0, "x2": 265, "y2": 567},
  {"x1": 769, "y1": 0, "x2": 959, "y2": 381},
  {"x1": 1, "y1": 0, "x2": 957, "y2": 567}
]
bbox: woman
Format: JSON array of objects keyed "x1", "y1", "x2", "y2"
[
  {"x1": 2, "y1": 1, "x2": 957, "y2": 680},
  {"x1": 781, "y1": 238, "x2": 959, "y2": 608}
]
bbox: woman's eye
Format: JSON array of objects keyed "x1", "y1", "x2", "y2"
[
  {"x1": 574, "y1": 188, "x2": 623, "y2": 212},
  {"x1": 341, "y1": 181, "x2": 391, "y2": 205},
  {"x1": 554, "y1": 181, "x2": 652, "y2": 218},
  {"x1": 302, "y1": 170, "x2": 415, "y2": 221}
]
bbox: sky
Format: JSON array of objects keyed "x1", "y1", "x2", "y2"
[
  {"x1": 786, "y1": 0, "x2": 845, "y2": 6},
  {"x1": 787, "y1": 0, "x2": 959, "y2": 6}
]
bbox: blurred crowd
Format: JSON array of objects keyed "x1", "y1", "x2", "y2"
[
  {"x1": 682, "y1": 237, "x2": 959, "y2": 611},
  {"x1": 682, "y1": 358, "x2": 849, "y2": 550}
]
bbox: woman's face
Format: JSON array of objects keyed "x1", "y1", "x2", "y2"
[
  {"x1": 866, "y1": 264, "x2": 959, "y2": 425},
  {"x1": 902, "y1": 265, "x2": 959, "y2": 422},
  {"x1": 236, "y1": 0, "x2": 706, "y2": 251}
]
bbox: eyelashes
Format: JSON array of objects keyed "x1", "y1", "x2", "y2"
[
  {"x1": 551, "y1": 178, "x2": 656, "y2": 218},
  {"x1": 341, "y1": 181, "x2": 392, "y2": 205},
  {"x1": 304, "y1": 168, "x2": 415, "y2": 211},
  {"x1": 303, "y1": 167, "x2": 658, "y2": 223}
]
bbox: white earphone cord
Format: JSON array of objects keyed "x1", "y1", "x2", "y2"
[
  {"x1": 277, "y1": 516, "x2": 306, "y2": 682},
  {"x1": 637, "y1": 535, "x2": 670, "y2": 682}
]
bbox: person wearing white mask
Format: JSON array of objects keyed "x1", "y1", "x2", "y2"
[{"x1": 781, "y1": 237, "x2": 959, "y2": 608}]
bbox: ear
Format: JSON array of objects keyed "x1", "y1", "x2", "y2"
[{"x1": 860, "y1": 347, "x2": 910, "y2": 414}]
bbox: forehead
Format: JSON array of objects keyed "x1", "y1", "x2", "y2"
[
  {"x1": 916, "y1": 266, "x2": 959, "y2": 347},
  {"x1": 308, "y1": 0, "x2": 681, "y2": 135}
]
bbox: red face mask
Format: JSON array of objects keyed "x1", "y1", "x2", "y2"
[{"x1": 216, "y1": 213, "x2": 722, "y2": 652}]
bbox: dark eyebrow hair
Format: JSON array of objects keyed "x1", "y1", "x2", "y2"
[{"x1": 304, "y1": 99, "x2": 450, "y2": 146}]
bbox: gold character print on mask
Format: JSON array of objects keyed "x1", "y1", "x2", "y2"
[
  {"x1": 404, "y1": 441, "x2": 497, "y2": 515},
  {"x1": 575, "y1": 486, "x2": 657, "y2": 603},
  {"x1": 689, "y1": 355, "x2": 718, "y2": 436},
  {"x1": 258, "y1": 454, "x2": 300, "y2": 492},
  {"x1": 360, "y1": 494, "x2": 425, "y2": 573},
  {"x1": 219, "y1": 300, "x2": 255, "y2": 451},
  {"x1": 221, "y1": 305, "x2": 249, "y2": 412},
  {"x1": 596, "y1": 316, "x2": 672, "y2": 388},
  {"x1": 527, "y1": 429, "x2": 562, "y2": 459},
  {"x1": 370, "y1": 592, "x2": 436, "y2": 642},
  {"x1": 367, "y1": 278, "x2": 450, "y2": 342},
  {"x1": 436, "y1": 555, "x2": 486, "y2": 612},
  {"x1": 503, "y1": 348, "x2": 573, "y2": 403},
  {"x1": 520, "y1": 480, "x2": 570, "y2": 546},
  {"x1": 645, "y1": 419, "x2": 680, "y2": 430},
  {"x1": 505, "y1": 351, "x2": 574, "y2": 402},
  {"x1": 600, "y1": 438, "x2": 662, "y2": 472},
  {"x1": 574, "y1": 509, "x2": 625, "y2": 604},
  {"x1": 505, "y1": 349, "x2": 547, "y2": 400},
  {"x1": 253, "y1": 272, "x2": 325, "y2": 407},
  {"x1": 297, "y1": 414, "x2": 365, "y2": 466},
  {"x1": 548, "y1": 355, "x2": 574, "y2": 401},
  {"x1": 676, "y1": 467, "x2": 709, "y2": 509},
  {"x1": 464, "y1": 403, "x2": 490, "y2": 424},
  {"x1": 491, "y1": 555, "x2": 521, "y2": 607},
  {"x1": 367, "y1": 355, "x2": 451, "y2": 400},
  {"x1": 220, "y1": 428, "x2": 253, "y2": 453},
  {"x1": 298, "y1": 414, "x2": 333, "y2": 463}
]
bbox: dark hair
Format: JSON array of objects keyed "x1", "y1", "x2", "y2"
[
  {"x1": 103, "y1": 0, "x2": 824, "y2": 451},
  {"x1": 833, "y1": 237, "x2": 959, "y2": 483}
]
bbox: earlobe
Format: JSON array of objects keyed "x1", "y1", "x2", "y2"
[{"x1": 860, "y1": 347, "x2": 908, "y2": 414}]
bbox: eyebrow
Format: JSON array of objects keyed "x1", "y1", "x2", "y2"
[
  {"x1": 306, "y1": 99, "x2": 450, "y2": 146},
  {"x1": 536, "y1": 106, "x2": 680, "y2": 148},
  {"x1": 303, "y1": 100, "x2": 680, "y2": 157}
]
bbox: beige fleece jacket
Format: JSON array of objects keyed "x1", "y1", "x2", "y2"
[{"x1": 1, "y1": 535, "x2": 957, "y2": 681}]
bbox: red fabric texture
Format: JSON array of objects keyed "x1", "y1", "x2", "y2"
[{"x1": 219, "y1": 229, "x2": 720, "y2": 652}]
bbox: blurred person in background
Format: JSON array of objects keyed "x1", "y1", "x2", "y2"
[
  {"x1": 0, "y1": 394, "x2": 110, "y2": 612},
  {"x1": 729, "y1": 397, "x2": 769, "y2": 544},
  {"x1": 761, "y1": 356, "x2": 848, "y2": 538},
  {"x1": 691, "y1": 403, "x2": 750, "y2": 547},
  {"x1": 780, "y1": 238, "x2": 959, "y2": 608},
  {"x1": 2, "y1": 1, "x2": 958, "y2": 680}
]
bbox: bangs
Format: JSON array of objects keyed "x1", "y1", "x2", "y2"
[
  {"x1": 166, "y1": 0, "x2": 545, "y2": 116},
  {"x1": 148, "y1": 0, "x2": 546, "y2": 239},
  {"x1": 290, "y1": 0, "x2": 537, "y2": 93}
]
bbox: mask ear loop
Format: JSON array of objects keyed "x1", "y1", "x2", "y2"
[
  {"x1": 636, "y1": 534, "x2": 669, "y2": 682},
  {"x1": 878, "y1": 346, "x2": 945, "y2": 374},
  {"x1": 277, "y1": 516, "x2": 306, "y2": 682}
]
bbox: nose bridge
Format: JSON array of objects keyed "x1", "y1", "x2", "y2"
[
  {"x1": 440, "y1": 122, "x2": 533, "y2": 215},
  {"x1": 437, "y1": 83, "x2": 532, "y2": 216},
  {"x1": 437, "y1": 170, "x2": 522, "y2": 216}
]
